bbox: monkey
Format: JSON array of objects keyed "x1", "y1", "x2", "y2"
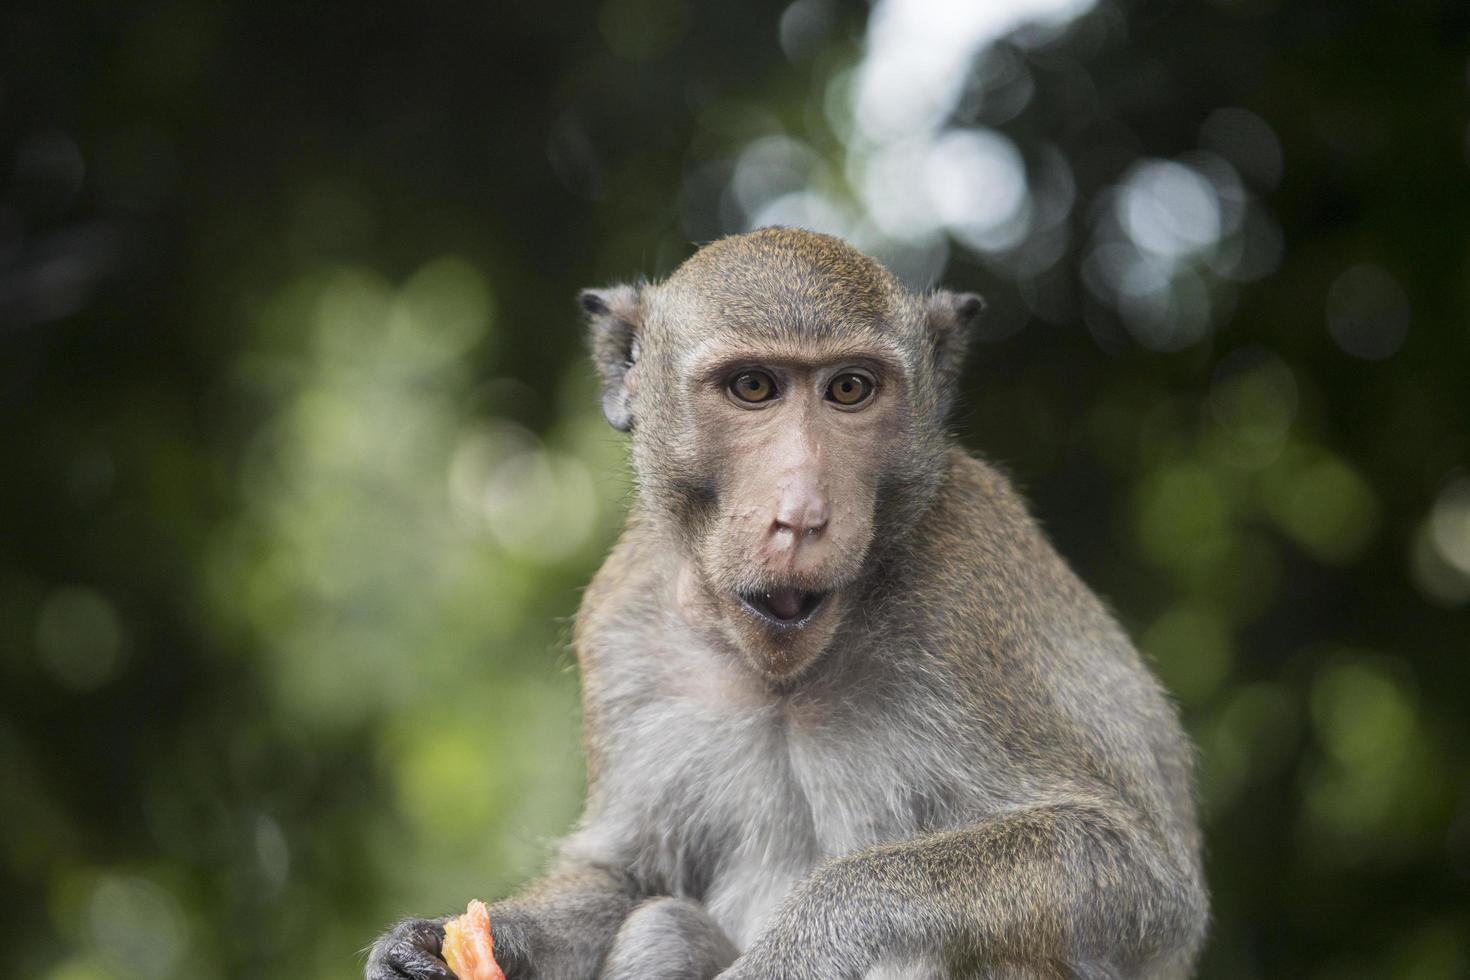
[{"x1": 366, "y1": 227, "x2": 1208, "y2": 980}]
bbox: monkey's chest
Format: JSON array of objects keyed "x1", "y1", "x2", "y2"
[{"x1": 641, "y1": 708, "x2": 926, "y2": 949}]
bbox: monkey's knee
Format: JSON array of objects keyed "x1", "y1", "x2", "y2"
[{"x1": 598, "y1": 897, "x2": 738, "y2": 980}]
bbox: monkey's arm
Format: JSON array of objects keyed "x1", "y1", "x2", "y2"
[
  {"x1": 721, "y1": 800, "x2": 1206, "y2": 980},
  {"x1": 365, "y1": 859, "x2": 640, "y2": 980},
  {"x1": 482, "y1": 859, "x2": 642, "y2": 978}
]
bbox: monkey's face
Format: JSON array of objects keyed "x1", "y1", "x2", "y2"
[
  {"x1": 584, "y1": 228, "x2": 979, "y2": 682},
  {"x1": 659, "y1": 330, "x2": 916, "y2": 681}
]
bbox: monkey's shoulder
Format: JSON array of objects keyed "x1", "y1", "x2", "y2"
[
  {"x1": 575, "y1": 516, "x2": 670, "y2": 636},
  {"x1": 891, "y1": 450, "x2": 1112, "y2": 637},
  {"x1": 929, "y1": 449, "x2": 1050, "y2": 556}
]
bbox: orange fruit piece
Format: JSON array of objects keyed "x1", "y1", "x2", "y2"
[{"x1": 441, "y1": 899, "x2": 506, "y2": 980}]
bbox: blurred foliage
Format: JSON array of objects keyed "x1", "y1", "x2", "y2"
[{"x1": 2, "y1": 1, "x2": 1468, "y2": 978}]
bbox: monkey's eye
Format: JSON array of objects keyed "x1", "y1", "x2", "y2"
[
  {"x1": 729, "y1": 370, "x2": 778, "y2": 404},
  {"x1": 826, "y1": 372, "x2": 875, "y2": 407}
]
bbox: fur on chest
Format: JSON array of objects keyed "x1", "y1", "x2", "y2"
[{"x1": 593, "y1": 666, "x2": 956, "y2": 945}]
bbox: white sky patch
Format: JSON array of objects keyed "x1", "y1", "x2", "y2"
[
  {"x1": 853, "y1": 0, "x2": 1097, "y2": 145},
  {"x1": 927, "y1": 128, "x2": 1030, "y2": 249},
  {"x1": 728, "y1": 0, "x2": 1098, "y2": 286}
]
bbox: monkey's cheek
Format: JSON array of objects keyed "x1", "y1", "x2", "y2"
[{"x1": 675, "y1": 563, "x2": 716, "y2": 622}]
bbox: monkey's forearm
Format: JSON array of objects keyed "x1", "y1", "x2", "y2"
[
  {"x1": 726, "y1": 803, "x2": 1204, "y2": 979},
  {"x1": 487, "y1": 861, "x2": 641, "y2": 980}
]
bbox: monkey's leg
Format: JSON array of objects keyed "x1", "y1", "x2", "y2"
[
  {"x1": 599, "y1": 897, "x2": 739, "y2": 980},
  {"x1": 719, "y1": 801, "x2": 1206, "y2": 980}
]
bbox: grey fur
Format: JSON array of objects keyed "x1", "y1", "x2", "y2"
[
  {"x1": 600, "y1": 898, "x2": 740, "y2": 979},
  {"x1": 366, "y1": 229, "x2": 1207, "y2": 980}
]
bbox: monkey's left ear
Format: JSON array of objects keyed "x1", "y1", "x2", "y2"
[
  {"x1": 924, "y1": 290, "x2": 986, "y2": 413},
  {"x1": 580, "y1": 284, "x2": 644, "y2": 432}
]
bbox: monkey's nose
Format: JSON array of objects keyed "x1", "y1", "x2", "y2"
[{"x1": 772, "y1": 495, "x2": 830, "y2": 539}]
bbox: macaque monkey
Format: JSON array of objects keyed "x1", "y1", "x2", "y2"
[{"x1": 367, "y1": 228, "x2": 1208, "y2": 979}]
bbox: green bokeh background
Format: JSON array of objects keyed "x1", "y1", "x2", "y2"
[{"x1": 2, "y1": 1, "x2": 1467, "y2": 978}]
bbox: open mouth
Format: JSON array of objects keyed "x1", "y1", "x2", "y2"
[{"x1": 738, "y1": 587, "x2": 829, "y2": 628}]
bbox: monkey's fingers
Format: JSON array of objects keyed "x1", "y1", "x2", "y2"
[{"x1": 365, "y1": 918, "x2": 455, "y2": 980}]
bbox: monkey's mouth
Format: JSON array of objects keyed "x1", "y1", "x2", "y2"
[{"x1": 738, "y1": 587, "x2": 829, "y2": 629}]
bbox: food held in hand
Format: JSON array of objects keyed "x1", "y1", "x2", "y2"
[{"x1": 441, "y1": 899, "x2": 506, "y2": 980}]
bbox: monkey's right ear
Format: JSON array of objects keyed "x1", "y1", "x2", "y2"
[
  {"x1": 580, "y1": 284, "x2": 644, "y2": 432},
  {"x1": 924, "y1": 290, "x2": 985, "y2": 415}
]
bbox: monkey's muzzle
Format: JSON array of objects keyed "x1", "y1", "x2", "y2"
[{"x1": 738, "y1": 587, "x2": 828, "y2": 629}]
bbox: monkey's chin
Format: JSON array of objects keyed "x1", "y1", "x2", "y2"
[
  {"x1": 674, "y1": 564, "x2": 844, "y2": 681},
  {"x1": 726, "y1": 587, "x2": 843, "y2": 682}
]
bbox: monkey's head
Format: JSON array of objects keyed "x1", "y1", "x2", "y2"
[{"x1": 582, "y1": 228, "x2": 982, "y2": 681}]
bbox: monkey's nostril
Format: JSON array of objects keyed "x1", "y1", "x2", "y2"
[{"x1": 772, "y1": 515, "x2": 828, "y2": 538}]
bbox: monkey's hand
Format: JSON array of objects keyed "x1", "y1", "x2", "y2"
[
  {"x1": 366, "y1": 861, "x2": 638, "y2": 980},
  {"x1": 365, "y1": 917, "x2": 453, "y2": 980},
  {"x1": 366, "y1": 914, "x2": 532, "y2": 980}
]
